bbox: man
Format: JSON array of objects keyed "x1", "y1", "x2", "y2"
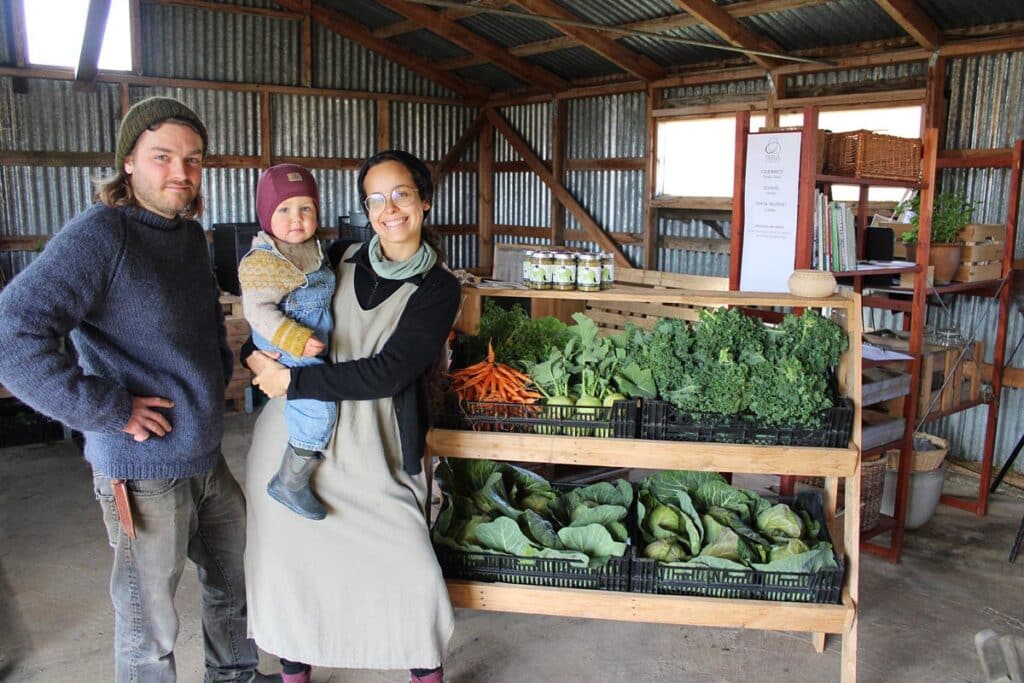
[{"x1": 0, "y1": 97, "x2": 278, "y2": 683}]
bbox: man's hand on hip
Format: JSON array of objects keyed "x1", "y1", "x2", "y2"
[{"x1": 123, "y1": 396, "x2": 174, "y2": 442}]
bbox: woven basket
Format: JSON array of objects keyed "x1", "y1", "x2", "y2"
[
  {"x1": 824, "y1": 130, "x2": 922, "y2": 181},
  {"x1": 798, "y1": 453, "x2": 887, "y2": 532},
  {"x1": 886, "y1": 432, "x2": 948, "y2": 472},
  {"x1": 859, "y1": 455, "x2": 888, "y2": 533}
]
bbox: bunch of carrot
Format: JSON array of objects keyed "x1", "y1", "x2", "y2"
[{"x1": 448, "y1": 342, "x2": 541, "y2": 404}]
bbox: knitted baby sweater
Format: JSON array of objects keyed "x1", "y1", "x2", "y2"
[
  {"x1": 238, "y1": 231, "x2": 325, "y2": 357},
  {"x1": 0, "y1": 204, "x2": 233, "y2": 479}
]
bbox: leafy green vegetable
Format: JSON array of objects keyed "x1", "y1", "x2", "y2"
[
  {"x1": 637, "y1": 470, "x2": 838, "y2": 574},
  {"x1": 433, "y1": 458, "x2": 631, "y2": 567},
  {"x1": 456, "y1": 299, "x2": 572, "y2": 369}
]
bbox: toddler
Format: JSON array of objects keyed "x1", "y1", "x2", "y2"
[{"x1": 239, "y1": 164, "x2": 335, "y2": 520}]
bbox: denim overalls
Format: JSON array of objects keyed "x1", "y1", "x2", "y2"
[{"x1": 249, "y1": 240, "x2": 337, "y2": 451}]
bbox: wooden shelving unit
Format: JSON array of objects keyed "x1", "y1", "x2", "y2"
[
  {"x1": 731, "y1": 105, "x2": 1023, "y2": 562},
  {"x1": 432, "y1": 286, "x2": 863, "y2": 683}
]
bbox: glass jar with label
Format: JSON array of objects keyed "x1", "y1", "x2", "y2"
[
  {"x1": 576, "y1": 253, "x2": 602, "y2": 292},
  {"x1": 521, "y1": 250, "x2": 534, "y2": 286},
  {"x1": 535, "y1": 251, "x2": 555, "y2": 290},
  {"x1": 525, "y1": 251, "x2": 546, "y2": 289},
  {"x1": 552, "y1": 253, "x2": 577, "y2": 291},
  {"x1": 600, "y1": 252, "x2": 615, "y2": 289}
]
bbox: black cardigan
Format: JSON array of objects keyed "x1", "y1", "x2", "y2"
[{"x1": 243, "y1": 239, "x2": 461, "y2": 474}]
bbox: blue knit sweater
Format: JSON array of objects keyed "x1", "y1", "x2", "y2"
[{"x1": 0, "y1": 204, "x2": 233, "y2": 479}]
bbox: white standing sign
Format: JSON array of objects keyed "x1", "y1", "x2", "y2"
[{"x1": 739, "y1": 131, "x2": 802, "y2": 292}]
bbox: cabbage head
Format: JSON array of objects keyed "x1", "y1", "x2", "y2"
[
  {"x1": 756, "y1": 503, "x2": 804, "y2": 540},
  {"x1": 643, "y1": 538, "x2": 688, "y2": 563}
]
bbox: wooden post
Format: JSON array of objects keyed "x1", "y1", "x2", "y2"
[
  {"x1": 794, "y1": 106, "x2": 818, "y2": 269},
  {"x1": 260, "y1": 90, "x2": 272, "y2": 168},
  {"x1": 129, "y1": 0, "x2": 142, "y2": 74},
  {"x1": 551, "y1": 98, "x2": 567, "y2": 246},
  {"x1": 478, "y1": 116, "x2": 495, "y2": 276},
  {"x1": 643, "y1": 86, "x2": 662, "y2": 270},
  {"x1": 301, "y1": 0, "x2": 313, "y2": 88},
  {"x1": 729, "y1": 111, "x2": 749, "y2": 290},
  {"x1": 376, "y1": 98, "x2": 390, "y2": 151},
  {"x1": 923, "y1": 56, "x2": 948, "y2": 151}
]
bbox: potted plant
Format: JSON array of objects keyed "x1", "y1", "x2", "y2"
[{"x1": 896, "y1": 191, "x2": 975, "y2": 284}]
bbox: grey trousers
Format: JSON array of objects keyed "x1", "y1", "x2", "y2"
[{"x1": 93, "y1": 456, "x2": 259, "y2": 683}]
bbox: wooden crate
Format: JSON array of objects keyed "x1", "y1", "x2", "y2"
[
  {"x1": 960, "y1": 240, "x2": 1004, "y2": 262},
  {"x1": 953, "y1": 260, "x2": 1002, "y2": 283},
  {"x1": 900, "y1": 265, "x2": 933, "y2": 287},
  {"x1": 912, "y1": 341, "x2": 983, "y2": 416},
  {"x1": 220, "y1": 292, "x2": 253, "y2": 413},
  {"x1": 584, "y1": 269, "x2": 730, "y2": 331},
  {"x1": 957, "y1": 223, "x2": 1006, "y2": 242}
]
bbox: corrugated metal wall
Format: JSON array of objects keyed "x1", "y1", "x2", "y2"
[
  {"x1": 926, "y1": 50, "x2": 1024, "y2": 469},
  {"x1": 2, "y1": 6, "x2": 1024, "y2": 470}
]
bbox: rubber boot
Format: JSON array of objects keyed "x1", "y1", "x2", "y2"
[
  {"x1": 267, "y1": 446, "x2": 327, "y2": 520},
  {"x1": 410, "y1": 666, "x2": 443, "y2": 683}
]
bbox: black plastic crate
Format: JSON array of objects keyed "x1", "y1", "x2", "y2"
[
  {"x1": 434, "y1": 543, "x2": 633, "y2": 591},
  {"x1": 436, "y1": 396, "x2": 639, "y2": 438},
  {"x1": 0, "y1": 399, "x2": 66, "y2": 448},
  {"x1": 631, "y1": 492, "x2": 844, "y2": 604},
  {"x1": 212, "y1": 222, "x2": 261, "y2": 295},
  {"x1": 336, "y1": 216, "x2": 374, "y2": 243},
  {"x1": 640, "y1": 398, "x2": 853, "y2": 448}
]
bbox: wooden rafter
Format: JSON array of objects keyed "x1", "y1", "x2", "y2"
[
  {"x1": 373, "y1": 0, "x2": 568, "y2": 92},
  {"x1": 484, "y1": 107, "x2": 631, "y2": 266},
  {"x1": 432, "y1": 112, "x2": 486, "y2": 188},
  {"x1": 274, "y1": 0, "x2": 488, "y2": 99},
  {"x1": 75, "y1": 0, "x2": 112, "y2": 91},
  {"x1": 671, "y1": 0, "x2": 786, "y2": 70},
  {"x1": 439, "y1": 0, "x2": 824, "y2": 69},
  {"x1": 510, "y1": 0, "x2": 664, "y2": 82},
  {"x1": 873, "y1": 0, "x2": 942, "y2": 50},
  {"x1": 373, "y1": 0, "x2": 504, "y2": 39}
]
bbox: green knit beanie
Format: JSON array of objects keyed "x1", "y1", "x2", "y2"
[{"x1": 115, "y1": 97, "x2": 209, "y2": 171}]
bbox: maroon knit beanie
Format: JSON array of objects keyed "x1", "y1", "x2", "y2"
[{"x1": 256, "y1": 164, "x2": 320, "y2": 233}]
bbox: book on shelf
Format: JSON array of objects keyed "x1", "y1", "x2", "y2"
[{"x1": 811, "y1": 190, "x2": 857, "y2": 272}]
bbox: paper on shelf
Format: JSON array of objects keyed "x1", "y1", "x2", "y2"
[{"x1": 863, "y1": 343, "x2": 914, "y2": 362}]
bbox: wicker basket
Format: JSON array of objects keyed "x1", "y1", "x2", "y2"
[
  {"x1": 859, "y1": 455, "x2": 888, "y2": 533},
  {"x1": 797, "y1": 452, "x2": 887, "y2": 532},
  {"x1": 886, "y1": 432, "x2": 948, "y2": 472},
  {"x1": 824, "y1": 130, "x2": 922, "y2": 181}
]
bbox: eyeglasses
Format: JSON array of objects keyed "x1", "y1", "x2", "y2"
[{"x1": 363, "y1": 185, "x2": 419, "y2": 214}]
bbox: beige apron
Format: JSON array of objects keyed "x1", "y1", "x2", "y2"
[{"x1": 245, "y1": 244, "x2": 453, "y2": 669}]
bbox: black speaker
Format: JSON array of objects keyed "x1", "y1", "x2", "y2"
[
  {"x1": 213, "y1": 222, "x2": 261, "y2": 294},
  {"x1": 865, "y1": 227, "x2": 895, "y2": 261}
]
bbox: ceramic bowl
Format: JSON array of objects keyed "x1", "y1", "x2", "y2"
[{"x1": 787, "y1": 269, "x2": 836, "y2": 298}]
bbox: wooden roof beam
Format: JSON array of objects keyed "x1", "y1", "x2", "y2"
[
  {"x1": 439, "y1": 0, "x2": 824, "y2": 70},
  {"x1": 873, "y1": 0, "x2": 942, "y2": 50},
  {"x1": 484, "y1": 107, "x2": 631, "y2": 266},
  {"x1": 275, "y1": 0, "x2": 488, "y2": 100},
  {"x1": 74, "y1": 0, "x2": 112, "y2": 91},
  {"x1": 671, "y1": 0, "x2": 786, "y2": 70},
  {"x1": 510, "y1": 0, "x2": 664, "y2": 82},
  {"x1": 373, "y1": 0, "x2": 568, "y2": 92},
  {"x1": 373, "y1": 0, "x2": 507, "y2": 39}
]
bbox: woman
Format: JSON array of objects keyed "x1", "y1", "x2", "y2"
[{"x1": 244, "y1": 150, "x2": 461, "y2": 683}]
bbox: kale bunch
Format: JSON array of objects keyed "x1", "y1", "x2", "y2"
[
  {"x1": 748, "y1": 310, "x2": 848, "y2": 426},
  {"x1": 456, "y1": 299, "x2": 572, "y2": 370}
]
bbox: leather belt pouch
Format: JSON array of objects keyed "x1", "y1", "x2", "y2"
[{"x1": 110, "y1": 479, "x2": 136, "y2": 539}]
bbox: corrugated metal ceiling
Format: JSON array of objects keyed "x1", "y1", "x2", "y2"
[{"x1": 294, "y1": 0, "x2": 1024, "y2": 96}]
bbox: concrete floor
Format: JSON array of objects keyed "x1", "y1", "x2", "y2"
[{"x1": 1, "y1": 411, "x2": 1023, "y2": 683}]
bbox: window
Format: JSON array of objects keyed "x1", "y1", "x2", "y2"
[
  {"x1": 24, "y1": 0, "x2": 132, "y2": 71},
  {"x1": 655, "y1": 104, "x2": 922, "y2": 203}
]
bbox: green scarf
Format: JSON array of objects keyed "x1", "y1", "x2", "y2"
[{"x1": 367, "y1": 234, "x2": 437, "y2": 279}]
